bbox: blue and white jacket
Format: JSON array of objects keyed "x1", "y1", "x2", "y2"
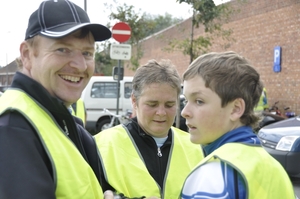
[{"x1": 181, "y1": 126, "x2": 260, "y2": 199}]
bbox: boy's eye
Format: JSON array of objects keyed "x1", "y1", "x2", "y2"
[
  {"x1": 196, "y1": 100, "x2": 204, "y2": 105},
  {"x1": 183, "y1": 100, "x2": 187, "y2": 106}
]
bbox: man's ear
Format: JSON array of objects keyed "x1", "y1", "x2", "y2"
[
  {"x1": 230, "y1": 98, "x2": 245, "y2": 121},
  {"x1": 20, "y1": 41, "x2": 32, "y2": 70}
]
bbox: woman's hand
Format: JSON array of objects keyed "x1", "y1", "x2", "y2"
[
  {"x1": 104, "y1": 190, "x2": 114, "y2": 199},
  {"x1": 103, "y1": 190, "x2": 161, "y2": 199}
]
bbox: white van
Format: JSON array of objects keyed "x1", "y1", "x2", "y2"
[{"x1": 81, "y1": 76, "x2": 133, "y2": 134}]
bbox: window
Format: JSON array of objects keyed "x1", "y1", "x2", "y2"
[
  {"x1": 124, "y1": 82, "x2": 132, "y2": 99},
  {"x1": 91, "y1": 82, "x2": 118, "y2": 98}
]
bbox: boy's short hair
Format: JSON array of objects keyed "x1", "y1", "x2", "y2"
[{"x1": 183, "y1": 51, "x2": 263, "y2": 127}]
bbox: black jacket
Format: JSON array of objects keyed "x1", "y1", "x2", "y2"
[
  {"x1": 0, "y1": 72, "x2": 102, "y2": 199},
  {"x1": 100, "y1": 117, "x2": 172, "y2": 192}
]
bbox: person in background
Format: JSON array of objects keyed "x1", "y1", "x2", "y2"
[
  {"x1": 71, "y1": 98, "x2": 87, "y2": 126},
  {"x1": 0, "y1": 0, "x2": 113, "y2": 198},
  {"x1": 180, "y1": 51, "x2": 296, "y2": 198},
  {"x1": 94, "y1": 59, "x2": 204, "y2": 199},
  {"x1": 254, "y1": 86, "x2": 269, "y2": 112}
]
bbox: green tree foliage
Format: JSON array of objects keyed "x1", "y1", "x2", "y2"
[
  {"x1": 108, "y1": 3, "x2": 147, "y2": 71},
  {"x1": 94, "y1": 1, "x2": 183, "y2": 74},
  {"x1": 164, "y1": 0, "x2": 241, "y2": 63},
  {"x1": 143, "y1": 13, "x2": 182, "y2": 36},
  {"x1": 94, "y1": 42, "x2": 118, "y2": 76}
]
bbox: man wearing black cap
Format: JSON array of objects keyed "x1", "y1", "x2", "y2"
[{"x1": 0, "y1": 0, "x2": 112, "y2": 198}]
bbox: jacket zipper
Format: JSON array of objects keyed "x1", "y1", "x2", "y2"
[
  {"x1": 63, "y1": 120, "x2": 69, "y2": 136},
  {"x1": 157, "y1": 147, "x2": 162, "y2": 157}
]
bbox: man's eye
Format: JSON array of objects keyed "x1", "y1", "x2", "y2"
[
  {"x1": 57, "y1": 48, "x2": 69, "y2": 53},
  {"x1": 83, "y1": 51, "x2": 93, "y2": 57}
]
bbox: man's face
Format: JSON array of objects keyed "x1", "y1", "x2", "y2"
[{"x1": 24, "y1": 30, "x2": 95, "y2": 106}]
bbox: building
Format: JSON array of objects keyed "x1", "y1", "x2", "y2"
[
  {"x1": 124, "y1": 0, "x2": 300, "y2": 115},
  {"x1": 1, "y1": 0, "x2": 299, "y2": 114},
  {"x1": 0, "y1": 60, "x2": 17, "y2": 92}
]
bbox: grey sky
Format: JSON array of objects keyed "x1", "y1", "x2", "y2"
[{"x1": 0, "y1": 0, "x2": 192, "y2": 66}]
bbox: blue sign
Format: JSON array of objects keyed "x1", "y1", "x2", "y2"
[{"x1": 273, "y1": 46, "x2": 281, "y2": 72}]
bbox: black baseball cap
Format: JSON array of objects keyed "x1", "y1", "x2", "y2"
[{"x1": 25, "y1": 0, "x2": 111, "y2": 41}]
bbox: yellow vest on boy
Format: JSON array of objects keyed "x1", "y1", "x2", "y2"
[{"x1": 195, "y1": 143, "x2": 295, "y2": 199}]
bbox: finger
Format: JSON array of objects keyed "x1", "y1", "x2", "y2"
[{"x1": 103, "y1": 190, "x2": 114, "y2": 199}]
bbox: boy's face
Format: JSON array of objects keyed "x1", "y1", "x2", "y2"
[{"x1": 182, "y1": 76, "x2": 235, "y2": 145}]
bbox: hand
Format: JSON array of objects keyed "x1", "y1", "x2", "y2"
[{"x1": 104, "y1": 190, "x2": 114, "y2": 199}]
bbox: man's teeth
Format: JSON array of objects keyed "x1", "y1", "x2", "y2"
[{"x1": 61, "y1": 75, "x2": 80, "y2": 82}]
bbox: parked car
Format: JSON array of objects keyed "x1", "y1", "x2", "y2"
[
  {"x1": 257, "y1": 116, "x2": 300, "y2": 178},
  {"x1": 81, "y1": 76, "x2": 133, "y2": 134}
]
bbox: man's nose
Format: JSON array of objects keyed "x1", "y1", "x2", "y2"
[{"x1": 70, "y1": 51, "x2": 87, "y2": 71}]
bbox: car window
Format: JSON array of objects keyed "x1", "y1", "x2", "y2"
[
  {"x1": 91, "y1": 82, "x2": 118, "y2": 98},
  {"x1": 124, "y1": 82, "x2": 132, "y2": 99}
]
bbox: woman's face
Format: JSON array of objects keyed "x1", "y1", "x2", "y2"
[{"x1": 132, "y1": 83, "x2": 178, "y2": 138}]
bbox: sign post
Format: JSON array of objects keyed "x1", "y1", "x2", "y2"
[{"x1": 110, "y1": 22, "x2": 132, "y2": 115}]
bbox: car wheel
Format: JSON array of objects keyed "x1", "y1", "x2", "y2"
[{"x1": 96, "y1": 118, "x2": 112, "y2": 132}]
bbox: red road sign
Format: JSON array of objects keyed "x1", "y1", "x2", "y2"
[{"x1": 112, "y1": 22, "x2": 131, "y2": 43}]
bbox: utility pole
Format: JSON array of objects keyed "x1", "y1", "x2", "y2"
[
  {"x1": 84, "y1": 0, "x2": 87, "y2": 11},
  {"x1": 5, "y1": 53, "x2": 8, "y2": 86}
]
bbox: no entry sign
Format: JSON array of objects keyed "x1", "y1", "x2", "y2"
[{"x1": 112, "y1": 22, "x2": 131, "y2": 43}]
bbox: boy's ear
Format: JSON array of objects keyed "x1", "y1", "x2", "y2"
[{"x1": 230, "y1": 98, "x2": 245, "y2": 121}]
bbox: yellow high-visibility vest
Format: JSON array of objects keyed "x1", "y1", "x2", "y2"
[
  {"x1": 254, "y1": 87, "x2": 269, "y2": 111},
  {"x1": 94, "y1": 125, "x2": 204, "y2": 199},
  {"x1": 189, "y1": 143, "x2": 295, "y2": 199},
  {"x1": 71, "y1": 98, "x2": 86, "y2": 125},
  {"x1": 0, "y1": 89, "x2": 103, "y2": 199}
]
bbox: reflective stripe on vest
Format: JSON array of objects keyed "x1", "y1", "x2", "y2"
[
  {"x1": 94, "y1": 125, "x2": 204, "y2": 199},
  {"x1": 0, "y1": 89, "x2": 103, "y2": 199},
  {"x1": 194, "y1": 143, "x2": 295, "y2": 199}
]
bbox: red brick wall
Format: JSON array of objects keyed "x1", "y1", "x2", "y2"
[{"x1": 125, "y1": 0, "x2": 300, "y2": 115}]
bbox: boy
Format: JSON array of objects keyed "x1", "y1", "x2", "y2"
[{"x1": 180, "y1": 51, "x2": 296, "y2": 198}]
